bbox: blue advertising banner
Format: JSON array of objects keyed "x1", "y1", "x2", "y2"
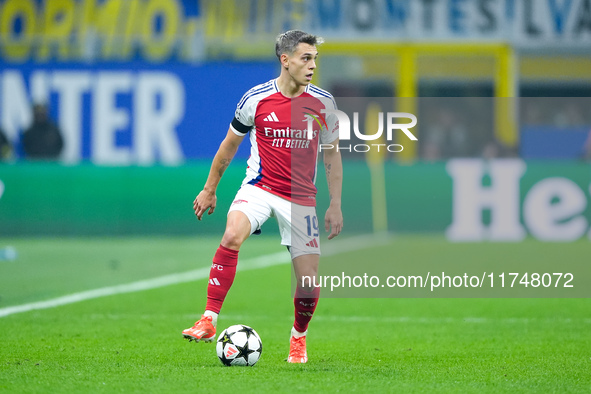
[
  {"x1": 521, "y1": 127, "x2": 591, "y2": 160},
  {"x1": 0, "y1": 61, "x2": 277, "y2": 163}
]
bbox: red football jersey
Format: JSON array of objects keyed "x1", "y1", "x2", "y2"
[{"x1": 229, "y1": 78, "x2": 338, "y2": 206}]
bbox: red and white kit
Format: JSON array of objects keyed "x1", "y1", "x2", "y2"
[{"x1": 228, "y1": 78, "x2": 338, "y2": 257}]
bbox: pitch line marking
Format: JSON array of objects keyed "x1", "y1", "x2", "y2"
[{"x1": 0, "y1": 234, "x2": 390, "y2": 318}]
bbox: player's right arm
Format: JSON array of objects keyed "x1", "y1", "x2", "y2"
[{"x1": 194, "y1": 128, "x2": 244, "y2": 220}]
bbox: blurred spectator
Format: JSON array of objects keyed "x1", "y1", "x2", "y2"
[
  {"x1": 22, "y1": 103, "x2": 63, "y2": 160},
  {"x1": 482, "y1": 140, "x2": 502, "y2": 160},
  {"x1": 0, "y1": 127, "x2": 12, "y2": 160},
  {"x1": 422, "y1": 140, "x2": 442, "y2": 161},
  {"x1": 422, "y1": 107, "x2": 471, "y2": 159},
  {"x1": 481, "y1": 138, "x2": 517, "y2": 159},
  {"x1": 522, "y1": 101, "x2": 544, "y2": 126},
  {"x1": 554, "y1": 102, "x2": 585, "y2": 128},
  {"x1": 584, "y1": 129, "x2": 591, "y2": 161}
]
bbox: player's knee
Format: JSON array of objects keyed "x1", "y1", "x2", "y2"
[
  {"x1": 300, "y1": 283, "x2": 316, "y2": 293},
  {"x1": 221, "y1": 228, "x2": 247, "y2": 250},
  {"x1": 298, "y1": 273, "x2": 318, "y2": 292}
]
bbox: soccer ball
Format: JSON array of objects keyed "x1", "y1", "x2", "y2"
[{"x1": 216, "y1": 324, "x2": 262, "y2": 366}]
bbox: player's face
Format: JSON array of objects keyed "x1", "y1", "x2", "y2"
[{"x1": 286, "y1": 43, "x2": 318, "y2": 86}]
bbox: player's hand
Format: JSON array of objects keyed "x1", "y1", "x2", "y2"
[
  {"x1": 324, "y1": 205, "x2": 343, "y2": 240},
  {"x1": 194, "y1": 189, "x2": 216, "y2": 220}
]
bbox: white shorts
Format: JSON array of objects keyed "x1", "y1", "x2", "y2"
[{"x1": 228, "y1": 184, "x2": 320, "y2": 259}]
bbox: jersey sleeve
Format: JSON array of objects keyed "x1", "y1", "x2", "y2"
[
  {"x1": 320, "y1": 96, "x2": 339, "y2": 145},
  {"x1": 230, "y1": 91, "x2": 257, "y2": 136}
]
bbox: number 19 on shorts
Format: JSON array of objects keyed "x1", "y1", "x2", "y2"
[{"x1": 305, "y1": 215, "x2": 319, "y2": 237}]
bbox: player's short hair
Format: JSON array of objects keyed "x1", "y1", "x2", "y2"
[{"x1": 275, "y1": 30, "x2": 324, "y2": 60}]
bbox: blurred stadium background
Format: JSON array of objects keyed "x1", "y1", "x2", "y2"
[
  {"x1": 0, "y1": 0, "x2": 590, "y2": 239},
  {"x1": 1, "y1": 1, "x2": 590, "y2": 391}
]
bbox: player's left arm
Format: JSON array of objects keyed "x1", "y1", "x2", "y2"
[{"x1": 323, "y1": 138, "x2": 343, "y2": 240}]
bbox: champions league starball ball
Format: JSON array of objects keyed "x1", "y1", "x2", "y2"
[{"x1": 216, "y1": 325, "x2": 262, "y2": 366}]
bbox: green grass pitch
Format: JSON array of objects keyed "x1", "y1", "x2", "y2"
[{"x1": 0, "y1": 235, "x2": 589, "y2": 393}]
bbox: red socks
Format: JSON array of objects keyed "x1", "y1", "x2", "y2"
[
  {"x1": 205, "y1": 244, "x2": 320, "y2": 333},
  {"x1": 205, "y1": 245, "x2": 238, "y2": 314},
  {"x1": 293, "y1": 286, "x2": 320, "y2": 333}
]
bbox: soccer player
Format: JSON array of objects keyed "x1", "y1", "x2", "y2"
[{"x1": 182, "y1": 30, "x2": 343, "y2": 364}]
